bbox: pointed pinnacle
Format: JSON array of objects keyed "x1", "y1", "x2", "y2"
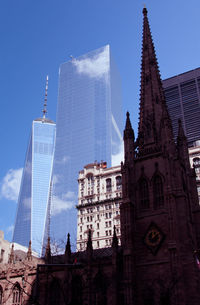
[
  {"x1": 125, "y1": 112, "x2": 132, "y2": 129},
  {"x1": 178, "y1": 119, "x2": 186, "y2": 138},
  {"x1": 27, "y1": 241, "x2": 32, "y2": 260},
  {"x1": 112, "y1": 226, "x2": 118, "y2": 248},
  {"x1": 9, "y1": 244, "x2": 15, "y2": 263},
  {"x1": 65, "y1": 233, "x2": 71, "y2": 254},
  {"x1": 45, "y1": 236, "x2": 51, "y2": 260},
  {"x1": 143, "y1": 6, "x2": 147, "y2": 15},
  {"x1": 124, "y1": 112, "x2": 135, "y2": 140},
  {"x1": 87, "y1": 229, "x2": 93, "y2": 251}
]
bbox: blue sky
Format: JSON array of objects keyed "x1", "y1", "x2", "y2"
[{"x1": 0, "y1": 0, "x2": 200, "y2": 242}]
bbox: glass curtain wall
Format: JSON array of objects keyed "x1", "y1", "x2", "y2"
[
  {"x1": 50, "y1": 45, "x2": 123, "y2": 250},
  {"x1": 13, "y1": 119, "x2": 56, "y2": 255}
]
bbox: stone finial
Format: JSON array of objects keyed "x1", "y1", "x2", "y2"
[
  {"x1": 86, "y1": 229, "x2": 93, "y2": 260},
  {"x1": 177, "y1": 119, "x2": 186, "y2": 140},
  {"x1": 124, "y1": 112, "x2": 135, "y2": 140},
  {"x1": 8, "y1": 244, "x2": 14, "y2": 264},
  {"x1": 65, "y1": 233, "x2": 71, "y2": 263},
  {"x1": 112, "y1": 226, "x2": 118, "y2": 249},
  {"x1": 45, "y1": 237, "x2": 51, "y2": 263},
  {"x1": 26, "y1": 240, "x2": 32, "y2": 261}
]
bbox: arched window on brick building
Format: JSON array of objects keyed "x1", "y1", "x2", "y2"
[{"x1": 12, "y1": 283, "x2": 21, "y2": 305}]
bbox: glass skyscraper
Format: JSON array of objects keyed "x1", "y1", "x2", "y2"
[
  {"x1": 50, "y1": 45, "x2": 123, "y2": 249},
  {"x1": 13, "y1": 116, "x2": 56, "y2": 256}
]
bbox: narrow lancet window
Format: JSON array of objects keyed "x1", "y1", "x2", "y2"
[
  {"x1": 12, "y1": 284, "x2": 21, "y2": 305},
  {"x1": 140, "y1": 178, "x2": 150, "y2": 209},
  {"x1": 153, "y1": 175, "x2": 164, "y2": 208}
]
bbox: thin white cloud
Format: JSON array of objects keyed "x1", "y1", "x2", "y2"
[
  {"x1": 51, "y1": 191, "x2": 76, "y2": 216},
  {"x1": 7, "y1": 225, "x2": 14, "y2": 234},
  {"x1": 73, "y1": 45, "x2": 109, "y2": 79},
  {"x1": 0, "y1": 168, "x2": 23, "y2": 202},
  {"x1": 112, "y1": 142, "x2": 124, "y2": 166}
]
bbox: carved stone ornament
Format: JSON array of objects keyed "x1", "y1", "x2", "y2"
[{"x1": 143, "y1": 222, "x2": 165, "y2": 255}]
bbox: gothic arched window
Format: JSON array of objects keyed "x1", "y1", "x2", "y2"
[
  {"x1": 139, "y1": 178, "x2": 149, "y2": 209},
  {"x1": 0, "y1": 286, "x2": 3, "y2": 305},
  {"x1": 50, "y1": 279, "x2": 60, "y2": 305},
  {"x1": 93, "y1": 272, "x2": 107, "y2": 305},
  {"x1": 71, "y1": 276, "x2": 82, "y2": 305},
  {"x1": 153, "y1": 175, "x2": 164, "y2": 208},
  {"x1": 12, "y1": 284, "x2": 21, "y2": 305}
]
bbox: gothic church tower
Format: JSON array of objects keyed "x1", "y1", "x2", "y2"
[{"x1": 121, "y1": 8, "x2": 200, "y2": 305}]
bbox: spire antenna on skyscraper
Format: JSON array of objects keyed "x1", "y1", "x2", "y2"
[{"x1": 42, "y1": 75, "x2": 48, "y2": 121}]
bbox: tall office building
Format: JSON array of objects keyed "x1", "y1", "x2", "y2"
[
  {"x1": 13, "y1": 78, "x2": 56, "y2": 256},
  {"x1": 50, "y1": 45, "x2": 123, "y2": 248},
  {"x1": 163, "y1": 67, "x2": 200, "y2": 146}
]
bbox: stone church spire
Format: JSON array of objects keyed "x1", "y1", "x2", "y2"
[{"x1": 138, "y1": 7, "x2": 172, "y2": 148}]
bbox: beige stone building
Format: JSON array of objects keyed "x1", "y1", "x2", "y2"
[
  {"x1": 76, "y1": 162, "x2": 122, "y2": 251},
  {"x1": 189, "y1": 140, "x2": 200, "y2": 203},
  {"x1": 0, "y1": 231, "x2": 10, "y2": 264}
]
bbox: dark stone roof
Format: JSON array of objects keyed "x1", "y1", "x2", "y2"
[{"x1": 45, "y1": 246, "x2": 121, "y2": 265}]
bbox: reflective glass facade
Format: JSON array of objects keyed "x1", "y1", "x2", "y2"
[
  {"x1": 163, "y1": 67, "x2": 200, "y2": 146},
  {"x1": 50, "y1": 45, "x2": 123, "y2": 249},
  {"x1": 13, "y1": 119, "x2": 56, "y2": 255}
]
